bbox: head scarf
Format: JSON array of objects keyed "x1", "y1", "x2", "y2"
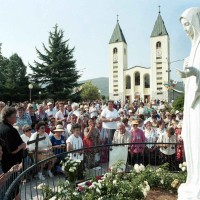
[{"x1": 180, "y1": 7, "x2": 200, "y2": 42}]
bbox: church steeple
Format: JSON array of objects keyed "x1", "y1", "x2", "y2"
[
  {"x1": 150, "y1": 6, "x2": 170, "y2": 102},
  {"x1": 151, "y1": 8, "x2": 168, "y2": 37},
  {"x1": 109, "y1": 19, "x2": 127, "y2": 44}
]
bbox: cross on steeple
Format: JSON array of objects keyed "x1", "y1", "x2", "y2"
[
  {"x1": 117, "y1": 14, "x2": 119, "y2": 22},
  {"x1": 158, "y1": 5, "x2": 161, "y2": 14}
]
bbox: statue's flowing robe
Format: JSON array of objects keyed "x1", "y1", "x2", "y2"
[{"x1": 178, "y1": 7, "x2": 200, "y2": 200}]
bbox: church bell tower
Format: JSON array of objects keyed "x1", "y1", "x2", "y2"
[
  {"x1": 109, "y1": 18, "x2": 127, "y2": 102},
  {"x1": 150, "y1": 8, "x2": 170, "y2": 101}
]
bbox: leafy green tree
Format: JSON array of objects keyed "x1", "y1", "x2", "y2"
[
  {"x1": 172, "y1": 93, "x2": 184, "y2": 112},
  {"x1": 3, "y1": 53, "x2": 29, "y2": 102},
  {"x1": 0, "y1": 44, "x2": 9, "y2": 100},
  {"x1": 80, "y1": 81, "x2": 100, "y2": 101},
  {"x1": 30, "y1": 25, "x2": 80, "y2": 102}
]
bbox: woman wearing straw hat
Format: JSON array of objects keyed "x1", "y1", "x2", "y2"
[
  {"x1": 50, "y1": 124, "x2": 66, "y2": 173},
  {"x1": 50, "y1": 124, "x2": 66, "y2": 154},
  {"x1": 129, "y1": 120, "x2": 145, "y2": 165}
]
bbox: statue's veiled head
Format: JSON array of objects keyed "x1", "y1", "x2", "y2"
[{"x1": 180, "y1": 7, "x2": 200, "y2": 42}]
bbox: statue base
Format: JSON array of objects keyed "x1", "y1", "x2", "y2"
[{"x1": 178, "y1": 183, "x2": 200, "y2": 200}]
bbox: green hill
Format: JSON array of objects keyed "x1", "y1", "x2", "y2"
[{"x1": 79, "y1": 77, "x2": 109, "y2": 97}]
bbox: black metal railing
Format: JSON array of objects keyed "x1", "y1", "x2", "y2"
[{"x1": 3, "y1": 142, "x2": 184, "y2": 200}]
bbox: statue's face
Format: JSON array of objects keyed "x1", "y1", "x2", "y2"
[{"x1": 181, "y1": 18, "x2": 194, "y2": 38}]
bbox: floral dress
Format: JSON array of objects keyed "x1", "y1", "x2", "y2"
[{"x1": 83, "y1": 127, "x2": 100, "y2": 168}]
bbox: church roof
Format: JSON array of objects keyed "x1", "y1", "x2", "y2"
[
  {"x1": 151, "y1": 13, "x2": 168, "y2": 37},
  {"x1": 124, "y1": 66, "x2": 150, "y2": 71},
  {"x1": 109, "y1": 21, "x2": 127, "y2": 44}
]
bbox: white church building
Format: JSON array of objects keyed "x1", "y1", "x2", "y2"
[{"x1": 109, "y1": 10, "x2": 170, "y2": 103}]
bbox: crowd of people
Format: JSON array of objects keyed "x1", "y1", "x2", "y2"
[{"x1": 0, "y1": 99, "x2": 184, "y2": 198}]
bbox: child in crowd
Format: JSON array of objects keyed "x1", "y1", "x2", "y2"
[{"x1": 66, "y1": 123, "x2": 84, "y2": 180}]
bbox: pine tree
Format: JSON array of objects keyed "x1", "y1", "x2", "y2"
[
  {"x1": 3, "y1": 53, "x2": 29, "y2": 102},
  {"x1": 30, "y1": 25, "x2": 80, "y2": 102}
]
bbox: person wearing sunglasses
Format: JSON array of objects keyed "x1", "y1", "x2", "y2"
[
  {"x1": 21, "y1": 125, "x2": 32, "y2": 144},
  {"x1": 29, "y1": 121, "x2": 56, "y2": 180},
  {"x1": 21, "y1": 125, "x2": 33, "y2": 170}
]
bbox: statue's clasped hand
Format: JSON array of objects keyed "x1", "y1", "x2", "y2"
[{"x1": 176, "y1": 66, "x2": 197, "y2": 78}]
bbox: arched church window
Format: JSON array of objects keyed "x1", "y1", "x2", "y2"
[
  {"x1": 113, "y1": 48, "x2": 118, "y2": 62},
  {"x1": 126, "y1": 75, "x2": 131, "y2": 89},
  {"x1": 144, "y1": 74, "x2": 150, "y2": 88},
  {"x1": 156, "y1": 41, "x2": 161, "y2": 49},
  {"x1": 113, "y1": 48, "x2": 118, "y2": 54},
  {"x1": 135, "y1": 72, "x2": 140, "y2": 86}
]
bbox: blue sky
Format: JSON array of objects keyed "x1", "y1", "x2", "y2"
[{"x1": 0, "y1": 0, "x2": 198, "y2": 81}]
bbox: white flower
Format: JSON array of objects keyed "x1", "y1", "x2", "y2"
[
  {"x1": 96, "y1": 188, "x2": 101, "y2": 194},
  {"x1": 69, "y1": 167, "x2": 75, "y2": 172},
  {"x1": 49, "y1": 196, "x2": 57, "y2": 200},
  {"x1": 179, "y1": 163, "x2": 183, "y2": 169},
  {"x1": 145, "y1": 184, "x2": 150, "y2": 192},
  {"x1": 72, "y1": 166, "x2": 76, "y2": 170},
  {"x1": 134, "y1": 163, "x2": 145, "y2": 173},
  {"x1": 117, "y1": 168, "x2": 123, "y2": 172},
  {"x1": 64, "y1": 159, "x2": 69, "y2": 163},
  {"x1": 61, "y1": 166, "x2": 65, "y2": 171},
  {"x1": 171, "y1": 179, "x2": 179, "y2": 188},
  {"x1": 142, "y1": 189, "x2": 147, "y2": 197},
  {"x1": 98, "y1": 182, "x2": 102, "y2": 188},
  {"x1": 160, "y1": 179, "x2": 164, "y2": 184},
  {"x1": 156, "y1": 168, "x2": 162, "y2": 173},
  {"x1": 135, "y1": 168, "x2": 140, "y2": 173},
  {"x1": 181, "y1": 166, "x2": 186, "y2": 172},
  {"x1": 182, "y1": 162, "x2": 187, "y2": 167},
  {"x1": 103, "y1": 173, "x2": 111, "y2": 178},
  {"x1": 134, "y1": 164, "x2": 140, "y2": 173},
  {"x1": 73, "y1": 192, "x2": 79, "y2": 196},
  {"x1": 93, "y1": 182, "x2": 98, "y2": 187},
  {"x1": 98, "y1": 179, "x2": 104, "y2": 183},
  {"x1": 144, "y1": 181, "x2": 148, "y2": 185},
  {"x1": 113, "y1": 180, "x2": 117, "y2": 185},
  {"x1": 134, "y1": 164, "x2": 139, "y2": 171},
  {"x1": 139, "y1": 164, "x2": 145, "y2": 171},
  {"x1": 37, "y1": 183, "x2": 46, "y2": 190},
  {"x1": 89, "y1": 184, "x2": 94, "y2": 189}
]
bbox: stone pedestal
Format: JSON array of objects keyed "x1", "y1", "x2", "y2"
[{"x1": 178, "y1": 183, "x2": 200, "y2": 200}]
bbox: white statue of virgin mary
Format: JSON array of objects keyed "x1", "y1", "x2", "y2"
[{"x1": 177, "y1": 7, "x2": 200, "y2": 200}]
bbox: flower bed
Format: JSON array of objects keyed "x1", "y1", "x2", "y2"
[{"x1": 41, "y1": 159, "x2": 187, "y2": 200}]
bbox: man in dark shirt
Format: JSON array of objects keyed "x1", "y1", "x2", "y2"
[
  {"x1": 0, "y1": 107, "x2": 26, "y2": 200},
  {"x1": 0, "y1": 122, "x2": 24, "y2": 172}
]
